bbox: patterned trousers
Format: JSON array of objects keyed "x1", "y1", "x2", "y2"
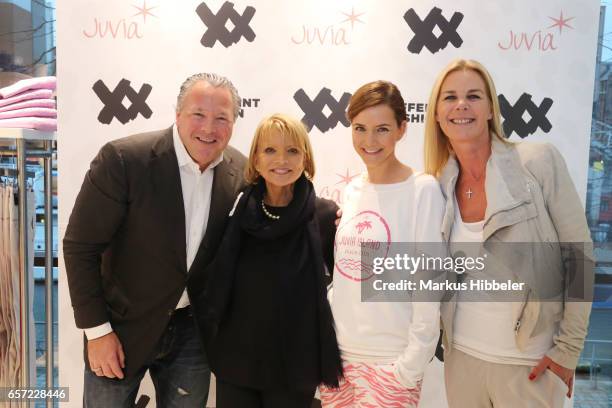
[{"x1": 319, "y1": 362, "x2": 421, "y2": 407}]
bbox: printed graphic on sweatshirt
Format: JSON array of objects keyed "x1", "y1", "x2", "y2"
[{"x1": 334, "y1": 210, "x2": 391, "y2": 282}]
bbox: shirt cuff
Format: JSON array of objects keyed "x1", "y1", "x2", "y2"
[{"x1": 84, "y1": 322, "x2": 113, "y2": 340}]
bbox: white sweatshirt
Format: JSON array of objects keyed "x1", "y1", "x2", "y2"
[{"x1": 330, "y1": 172, "x2": 445, "y2": 387}]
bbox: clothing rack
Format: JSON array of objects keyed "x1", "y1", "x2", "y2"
[
  {"x1": 0, "y1": 128, "x2": 56, "y2": 408},
  {"x1": 0, "y1": 167, "x2": 36, "y2": 181}
]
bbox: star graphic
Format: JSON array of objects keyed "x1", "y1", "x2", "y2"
[
  {"x1": 341, "y1": 7, "x2": 365, "y2": 30},
  {"x1": 132, "y1": 0, "x2": 157, "y2": 24},
  {"x1": 336, "y1": 169, "x2": 359, "y2": 186},
  {"x1": 548, "y1": 11, "x2": 574, "y2": 35}
]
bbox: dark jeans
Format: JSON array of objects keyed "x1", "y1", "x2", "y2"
[
  {"x1": 84, "y1": 306, "x2": 210, "y2": 408},
  {"x1": 216, "y1": 379, "x2": 315, "y2": 408}
]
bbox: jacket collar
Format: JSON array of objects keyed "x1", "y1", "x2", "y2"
[
  {"x1": 439, "y1": 137, "x2": 532, "y2": 241},
  {"x1": 149, "y1": 126, "x2": 241, "y2": 274},
  {"x1": 188, "y1": 147, "x2": 240, "y2": 275},
  {"x1": 151, "y1": 126, "x2": 175, "y2": 158}
]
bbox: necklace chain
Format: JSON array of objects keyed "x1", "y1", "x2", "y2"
[
  {"x1": 459, "y1": 156, "x2": 487, "y2": 200},
  {"x1": 261, "y1": 200, "x2": 280, "y2": 220},
  {"x1": 462, "y1": 177, "x2": 483, "y2": 200}
]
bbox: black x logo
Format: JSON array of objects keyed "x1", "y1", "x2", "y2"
[
  {"x1": 499, "y1": 93, "x2": 553, "y2": 138},
  {"x1": 294, "y1": 88, "x2": 351, "y2": 133},
  {"x1": 404, "y1": 7, "x2": 463, "y2": 54},
  {"x1": 196, "y1": 1, "x2": 256, "y2": 48},
  {"x1": 92, "y1": 79, "x2": 153, "y2": 125}
]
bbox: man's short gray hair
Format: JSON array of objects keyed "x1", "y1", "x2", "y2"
[{"x1": 176, "y1": 73, "x2": 241, "y2": 120}]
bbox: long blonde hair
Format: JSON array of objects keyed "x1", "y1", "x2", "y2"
[{"x1": 423, "y1": 59, "x2": 509, "y2": 177}]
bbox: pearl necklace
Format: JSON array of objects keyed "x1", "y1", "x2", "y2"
[{"x1": 261, "y1": 200, "x2": 280, "y2": 220}]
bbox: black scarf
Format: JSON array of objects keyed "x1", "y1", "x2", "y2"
[{"x1": 197, "y1": 175, "x2": 343, "y2": 388}]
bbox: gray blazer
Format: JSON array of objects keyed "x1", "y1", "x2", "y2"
[{"x1": 438, "y1": 137, "x2": 593, "y2": 369}]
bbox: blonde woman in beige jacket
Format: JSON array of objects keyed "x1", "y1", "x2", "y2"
[{"x1": 424, "y1": 59, "x2": 593, "y2": 407}]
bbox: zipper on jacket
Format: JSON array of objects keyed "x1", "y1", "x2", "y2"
[
  {"x1": 489, "y1": 199, "x2": 530, "y2": 222},
  {"x1": 514, "y1": 289, "x2": 530, "y2": 335}
]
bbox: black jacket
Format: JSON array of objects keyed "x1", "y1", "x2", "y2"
[{"x1": 63, "y1": 126, "x2": 246, "y2": 378}]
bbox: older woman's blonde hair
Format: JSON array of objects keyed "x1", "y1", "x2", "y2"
[
  {"x1": 424, "y1": 59, "x2": 509, "y2": 177},
  {"x1": 244, "y1": 113, "x2": 315, "y2": 184}
]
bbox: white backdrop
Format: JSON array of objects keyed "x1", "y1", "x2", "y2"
[{"x1": 57, "y1": 0, "x2": 600, "y2": 406}]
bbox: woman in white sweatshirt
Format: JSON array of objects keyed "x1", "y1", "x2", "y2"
[{"x1": 320, "y1": 81, "x2": 445, "y2": 407}]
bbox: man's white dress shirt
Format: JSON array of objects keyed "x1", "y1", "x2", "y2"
[{"x1": 85, "y1": 125, "x2": 222, "y2": 340}]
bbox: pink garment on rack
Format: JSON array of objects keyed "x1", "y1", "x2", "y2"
[
  {"x1": 0, "y1": 77, "x2": 56, "y2": 99},
  {"x1": 0, "y1": 89, "x2": 53, "y2": 108},
  {"x1": 0, "y1": 117, "x2": 57, "y2": 131},
  {"x1": 0, "y1": 108, "x2": 56, "y2": 120},
  {"x1": 0, "y1": 99, "x2": 55, "y2": 113}
]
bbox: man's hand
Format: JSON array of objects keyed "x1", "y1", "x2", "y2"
[
  {"x1": 529, "y1": 355, "x2": 574, "y2": 398},
  {"x1": 87, "y1": 332, "x2": 125, "y2": 379}
]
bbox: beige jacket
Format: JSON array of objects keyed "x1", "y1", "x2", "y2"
[{"x1": 438, "y1": 137, "x2": 594, "y2": 369}]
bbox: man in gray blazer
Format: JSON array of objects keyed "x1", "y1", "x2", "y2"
[{"x1": 63, "y1": 73, "x2": 246, "y2": 407}]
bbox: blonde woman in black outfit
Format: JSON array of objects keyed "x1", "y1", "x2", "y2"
[{"x1": 194, "y1": 113, "x2": 343, "y2": 408}]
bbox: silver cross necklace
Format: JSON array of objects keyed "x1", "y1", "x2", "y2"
[{"x1": 462, "y1": 171, "x2": 484, "y2": 200}]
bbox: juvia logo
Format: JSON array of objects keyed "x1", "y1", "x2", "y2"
[
  {"x1": 196, "y1": 1, "x2": 256, "y2": 48},
  {"x1": 499, "y1": 93, "x2": 553, "y2": 138},
  {"x1": 294, "y1": 87, "x2": 351, "y2": 133},
  {"x1": 403, "y1": 7, "x2": 464, "y2": 54},
  {"x1": 92, "y1": 79, "x2": 153, "y2": 125}
]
